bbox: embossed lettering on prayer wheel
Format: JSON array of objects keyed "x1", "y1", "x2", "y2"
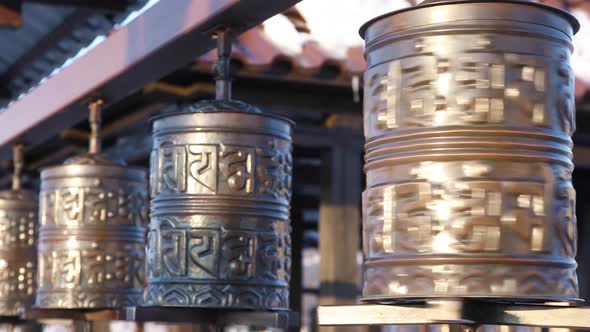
[
  {"x1": 0, "y1": 191, "x2": 37, "y2": 315},
  {"x1": 146, "y1": 101, "x2": 293, "y2": 309},
  {"x1": 36, "y1": 156, "x2": 148, "y2": 308},
  {"x1": 360, "y1": 0, "x2": 580, "y2": 301}
]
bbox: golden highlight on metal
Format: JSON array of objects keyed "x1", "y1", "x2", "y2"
[{"x1": 360, "y1": 0, "x2": 580, "y2": 301}]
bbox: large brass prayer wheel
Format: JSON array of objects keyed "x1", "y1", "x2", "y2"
[
  {"x1": 36, "y1": 155, "x2": 148, "y2": 308},
  {"x1": 361, "y1": 0, "x2": 580, "y2": 301},
  {"x1": 145, "y1": 100, "x2": 293, "y2": 309},
  {"x1": 0, "y1": 190, "x2": 37, "y2": 315}
]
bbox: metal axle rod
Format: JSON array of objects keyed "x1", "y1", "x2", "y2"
[{"x1": 318, "y1": 300, "x2": 590, "y2": 329}]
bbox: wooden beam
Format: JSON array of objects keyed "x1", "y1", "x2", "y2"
[
  {"x1": 1, "y1": 9, "x2": 94, "y2": 99},
  {"x1": 0, "y1": 0, "x2": 303, "y2": 162}
]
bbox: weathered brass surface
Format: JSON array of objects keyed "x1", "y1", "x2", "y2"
[
  {"x1": 0, "y1": 145, "x2": 37, "y2": 315},
  {"x1": 145, "y1": 31, "x2": 294, "y2": 309},
  {"x1": 36, "y1": 101, "x2": 148, "y2": 308},
  {"x1": 360, "y1": 0, "x2": 579, "y2": 301}
]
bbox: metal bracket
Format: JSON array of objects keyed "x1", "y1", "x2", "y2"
[{"x1": 317, "y1": 299, "x2": 590, "y2": 329}]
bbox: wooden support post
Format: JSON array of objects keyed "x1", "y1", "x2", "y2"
[
  {"x1": 574, "y1": 169, "x2": 590, "y2": 301},
  {"x1": 26, "y1": 0, "x2": 133, "y2": 11},
  {"x1": 319, "y1": 143, "x2": 365, "y2": 332},
  {"x1": 289, "y1": 188, "x2": 303, "y2": 331}
]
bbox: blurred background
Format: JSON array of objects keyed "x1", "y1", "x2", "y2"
[{"x1": 0, "y1": 0, "x2": 589, "y2": 331}]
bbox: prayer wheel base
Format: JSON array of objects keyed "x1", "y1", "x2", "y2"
[
  {"x1": 362, "y1": 262, "x2": 579, "y2": 303},
  {"x1": 317, "y1": 299, "x2": 590, "y2": 328},
  {"x1": 144, "y1": 284, "x2": 289, "y2": 310}
]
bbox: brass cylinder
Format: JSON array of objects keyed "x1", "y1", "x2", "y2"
[
  {"x1": 145, "y1": 100, "x2": 293, "y2": 309},
  {"x1": 36, "y1": 155, "x2": 148, "y2": 308},
  {"x1": 360, "y1": 0, "x2": 580, "y2": 301},
  {"x1": 0, "y1": 190, "x2": 37, "y2": 315}
]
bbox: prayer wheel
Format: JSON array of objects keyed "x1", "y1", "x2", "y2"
[
  {"x1": 360, "y1": 0, "x2": 580, "y2": 301},
  {"x1": 145, "y1": 31, "x2": 293, "y2": 309},
  {"x1": 0, "y1": 145, "x2": 37, "y2": 315},
  {"x1": 36, "y1": 101, "x2": 148, "y2": 308}
]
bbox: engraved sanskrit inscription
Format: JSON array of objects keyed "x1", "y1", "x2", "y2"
[
  {"x1": 0, "y1": 210, "x2": 36, "y2": 247},
  {"x1": 364, "y1": 162, "x2": 564, "y2": 256},
  {"x1": 40, "y1": 187, "x2": 147, "y2": 226},
  {"x1": 38, "y1": 246, "x2": 144, "y2": 290},
  {"x1": 364, "y1": 36, "x2": 573, "y2": 134},
  {"x1": 148, "y1": 219, "x2": 289, "y2": 283},
  {"x1": 152, "y1": 141, "x2": 291, "y2": 199}
]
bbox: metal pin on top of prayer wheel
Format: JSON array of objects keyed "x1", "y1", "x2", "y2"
[
  {"x1": 0, "y1": 144, "x2": 37, "y2": 315},
  {"x1": 88, "y1": 99, "x2": 103, "y2": 155},
  {"x1": 214, "y1": 29, "x2": 232, "y2": 101},
  {"x1": 145, "y1": 30, "x2": 294, "y2": 309},
  {"x1": 12, "y1": 144, "x2": 23, "y2": 191},
  {"x1": 36, "y1": 99, "x2": 148, "y2": 308}
]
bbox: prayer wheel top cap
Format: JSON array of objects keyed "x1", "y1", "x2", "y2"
[
  {"x1": 359, "y1": 0, "x2": 580, "y2": 39},
  {"x1": 63, "y1": 153, "x2": 125, "y2": 166},
  {"x1": 152, "y1": 99, "x2": 295, "y2": 127},
  {"x1": 0, "y1": 189, "x2": 36, "y2": 208},
  {"x1": 183, "y1": 99, "x2": 262, "y2": 114},
  {"x1": 40, "y1": 153, "x2": 145, "y2": 181}
]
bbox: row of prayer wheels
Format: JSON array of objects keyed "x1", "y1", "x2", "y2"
[
  {"x1": 0, "y1": 31, "x2": 293, "y2": 314},
  {"x1": 0, "y1": 0, "x2": 582, "y2": 317}
]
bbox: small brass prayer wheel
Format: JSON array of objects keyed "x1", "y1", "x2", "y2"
[
  {"x1": 145, "y1": 31, "x2": 293, "y2": 309},
  {"x1": 0, "y1": 145, "x2": 37, "y2": 315},
  {"x1": 360, "y1": 0, "x2": 580, "y2": 301},
  {"x1": 36, "y1": 101, "x2": 148, "y2": 308}
]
